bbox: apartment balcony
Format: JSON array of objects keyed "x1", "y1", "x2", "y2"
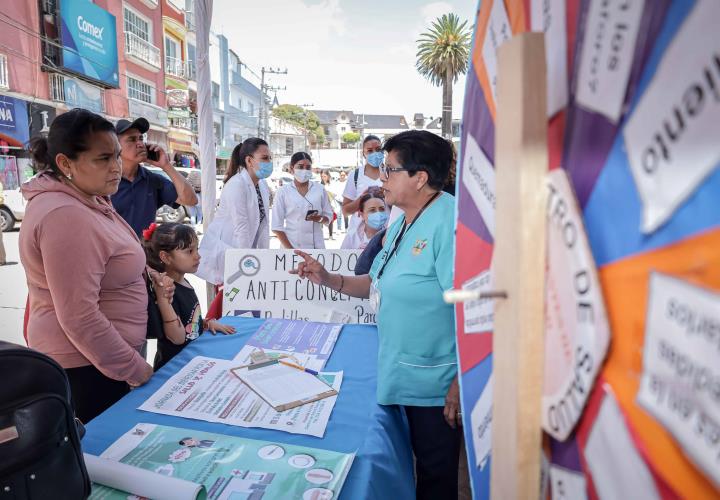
[
  {"x1": 124, "y1": 31, "x2": 161, "y2": 70},
  {"x1": 185, "y1": 10, "x2": 196, "y2": 31},
  {"x1": 165, "y1": 56, "x2": 191, "y2": 79}
]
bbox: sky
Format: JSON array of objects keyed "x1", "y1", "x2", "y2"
[{"x1": 211, "y1": 0, "x2": 478, "y2": 123}]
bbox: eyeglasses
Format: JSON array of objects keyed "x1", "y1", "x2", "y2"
[{"x1": 379, "y1": 163, "x2": 409, "y2": 179}]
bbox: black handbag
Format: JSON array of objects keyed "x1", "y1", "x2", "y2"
[{"x1": 0, "y1": 341, "x2": 90, "y2": 499}]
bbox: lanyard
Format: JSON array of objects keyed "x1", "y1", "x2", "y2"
[{"x1": 376, "y1": 191, "x2": 440, "y2": 280}]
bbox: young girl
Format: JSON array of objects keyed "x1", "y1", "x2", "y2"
[
  {"x1": 341, "y1": 187, "x2": 388, "y2": 250},
  {"x1": 144, "y1": 222, "x2": 235, "y2": 370}
]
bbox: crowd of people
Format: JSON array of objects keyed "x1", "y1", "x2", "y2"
[{"x1": 17, "y1": 107, "x2": 461, "y2": 499}]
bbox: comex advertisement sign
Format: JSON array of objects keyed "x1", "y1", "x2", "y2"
[{"x1": 59, "y1": 0, "x2": 119, "y2": 87}]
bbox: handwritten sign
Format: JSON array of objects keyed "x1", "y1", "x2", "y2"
[
  {"x1": 461, "y1": 135, "x2": 496, "y2": 238},
  {"x1": 623, "y1": 0, "x2": 720, "y2": 233},
  {"x1": 575, "y1": 0, "x2": 645, "y2": 123},
  {"x1": 543, "y1": 170, "x2": 610, "y2": 440},
  {"x1": 223, "y1": 250, "x2": 375, "y2": 324},
  {"x1": 549, "y1": 465, "x2": 587, "y2": 500},
  {"x1": 637, "y1": 273, "x2": 720, "y2": 487}
]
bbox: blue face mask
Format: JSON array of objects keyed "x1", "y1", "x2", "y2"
[
  {"x1": 366, "y1": 151, "x2": 384, "y2": 168},
  {"x1": 255, "y1": 161, "x2": 273, "y2": 179},
  {"x1": 367, "y1": 211, "x2": 389, "y2": 230}
]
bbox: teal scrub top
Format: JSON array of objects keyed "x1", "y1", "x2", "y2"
[{"x1": 369, "y1": 192, "x2": 457, "y2": 407}]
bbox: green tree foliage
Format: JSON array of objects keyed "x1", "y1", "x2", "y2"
[
  {"x1": 341, "y1": 132, "x2": 361, "y2": 144},
  {"x1": 272, "y1": 104, "x2": 325, "y2": 143}
]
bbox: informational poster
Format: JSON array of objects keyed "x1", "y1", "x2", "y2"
[
  {"x1": 637, "y1": 273, "x2": 720, "y2": 487},
  {"x1": 470, "y1": 374, "x2": 493, "y2": 470},
  {"x1": 223, "y1": 250, "x2": 375, "y2": 324},
  {"x1": 90, "y1": 423, "x2": 354, "y2": 500},
  {"x1": 543, "y1": 170, "x2": 610, "y2": 441},
  {"x1": 462, "y1": 270, "x2": 495, "y2": 334},
  {"x1": 623, "y1": 0, "x2": 720, "y2": 233},
  {"x1": 139, "y1": 357, "x2": 343, "y2": 438},
  {"x1": 481, "y1": 0, "x2": 512, "y2": 107},
  {"x1": 233, "y1": 319, "x2": 343, "y2": 372}
]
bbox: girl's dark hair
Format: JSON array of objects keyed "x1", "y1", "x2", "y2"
[
  {"x1": 362, "y1": 134, "x2": 381, "y2": 146},
  {"x1": 320, "y1": 170, "x2": 331, "y2": 185},
  {"x1": 224, "y1": 138, "x2": 268, "y2": 182},
  {"x1": 143, "y1": 223, "x2": 198, "y2": 273},
  {"x1": 29, "y1": 108, "x2": 115, "y2": 177},
  {"x1": 358, "y1": 186, "x2": 385, "y2": 213},
  {"x1": 290, "y1": 151, "x2": 312, "y2": 166}
]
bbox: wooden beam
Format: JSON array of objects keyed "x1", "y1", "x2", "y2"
[{"x1": 490, "y1": 32, "x2": 548, "y2": 500}]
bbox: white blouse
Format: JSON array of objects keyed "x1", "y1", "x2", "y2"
[{"x1": 271, "y1": 181, "x2": 333, "y2": 249}]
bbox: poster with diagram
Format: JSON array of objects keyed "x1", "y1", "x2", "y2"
[{"x1": 90, "y1": 423, "x2": 354, "y2": 500}]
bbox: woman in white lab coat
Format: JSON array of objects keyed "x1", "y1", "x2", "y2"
[
  {"x1": 197, "y1": 139, "x2": 272, "y2": 285},
  {"x1": 272, "y1": 152, "x2": 333, "y2": 249},
  {"x1": 341, "y1": 187, "x2": 388, "y2": 250}
]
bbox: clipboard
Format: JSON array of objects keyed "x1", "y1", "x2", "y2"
[{"x1": 230, "y1": 362, "x2": 338, "y2": 412}]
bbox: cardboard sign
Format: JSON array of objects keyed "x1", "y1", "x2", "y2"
[
  {"x1": 223, "y1": 250, "x2": 375, "y2": 324},
  {"x1": 531, "y1": 0, "x2": 568, "y2": 117},
  {"x1": 461, "y1": 135, "x2": 496, "y2": 238},
  {"x1": 481, "y1": 0, "x2": 512, "y2": 107},
  {"x1": 637, "y1": 273, "x2": 720, "y2": 487},
  {"x1": 575, "y1": 0, "x2": 645, "y2": 123},
  {"x1": 470, "y1": 374, "x2": 493, "y2": 470},
  {"x1": 623, "y1": 0, "x2": 720, "y2": 233},
  {"x1": 462, "y1": 270, "x2": 494, "y2": 334},
  {"x1": 543, "y1": 170, "x2": 611, "y2": 440}
]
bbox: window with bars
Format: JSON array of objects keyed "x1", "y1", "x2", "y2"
[
  {"x1": 124, "y1": 8, "x2": 150, "y2": 42},
  {"x1": 127, "y1": 76, "x2": 154, "y2": 103}
]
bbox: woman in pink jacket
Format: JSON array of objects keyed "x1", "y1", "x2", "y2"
[{"x1": 20, "y1": 109, "x2": 154, "y2": 422}]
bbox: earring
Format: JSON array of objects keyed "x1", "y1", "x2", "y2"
[{"x1": 66, "y1": 174, "x2": 73, "y2": 180}]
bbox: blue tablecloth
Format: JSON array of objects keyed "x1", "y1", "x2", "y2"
[{"x1": 82, "y1": 317, "x2": 415, "y2": 499}]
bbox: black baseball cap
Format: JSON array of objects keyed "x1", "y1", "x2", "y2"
[{"x1": 115, "y1": 117, "x2": 150, "y2": 135}]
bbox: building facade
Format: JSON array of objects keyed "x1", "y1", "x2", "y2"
[{"x1": 312, "y1": 109, "x2": 409, "y2": 149}]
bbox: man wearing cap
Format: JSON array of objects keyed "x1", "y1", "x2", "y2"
[{"x1": 111, "y1": 117, "x2": 197, "y2": 236}]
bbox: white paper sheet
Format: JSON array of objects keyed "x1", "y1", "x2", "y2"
[
  {"x1": 637, "y1": 273, "x2": 720, "y2": 487},
  {"x1": 585, "y1": 391, "x2": 660, "y2": 499},
  {"x1": 470, "y1": 375, "x2": 493, "y2": 469},
  {"x1": 549, "y1": 464, "x2": 587, "y2": 500},
  {"x1": 463, "y1": 270, "x2": 494, "y2": 334},
  {"x1": 233, "y1": 363, "x2": 335, "y2": 410},
  {"x1": 85, "y1": 453, "x2": 204, "y2": 500},
  {"x1": 139, "y1": 357, "x2": 343, "y2": 438},
  {"x1": 531, "y1": 0, "x2": 568, "y2": 117},
  {"x1": 482, "y1": 0, "x2": 513, "y2": 107},
  {"x1": 461, "y1": 135, "x2": 496, "y2": 237},
  {"x1": 623, "y1": 0, "x2": 720, "y2": 233},
  {"x1": 575, "y1": 0, "x2": 645, "y2": 122}
]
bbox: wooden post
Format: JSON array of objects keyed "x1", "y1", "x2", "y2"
[{"x1": 490, "y1": 33, "x2": 548, "y2": 500}]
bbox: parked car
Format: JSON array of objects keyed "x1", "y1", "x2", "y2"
[{"x1": 1, "y1": 186, "x2": 25, "y2": 232}]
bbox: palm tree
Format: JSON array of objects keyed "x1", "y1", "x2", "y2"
[{"x1": 416, "y1": 13, "x2": 472, "y2": 139}]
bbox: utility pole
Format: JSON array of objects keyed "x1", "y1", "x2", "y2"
[{"x1": 258, "y1": 67, "x2": 287, "y2": 140}]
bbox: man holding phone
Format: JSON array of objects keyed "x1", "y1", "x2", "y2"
[{"x1": 111, "y1": 117, "x2": 197, "y2": 236}]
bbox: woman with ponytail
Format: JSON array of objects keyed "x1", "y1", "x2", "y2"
[
  {"x1": 19, "y1": 108, "x2": 155, "y2": 422},
  {"x1": 197, "y1": 138, "x2": 272, "y2": 284}
]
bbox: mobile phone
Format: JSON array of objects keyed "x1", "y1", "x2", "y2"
[
  {"x1": 305, "y1": 209, "x2": 319, "y2": 221},
  {"x1": 145, "y1": 144, "x2": 159, "y2": 162}
]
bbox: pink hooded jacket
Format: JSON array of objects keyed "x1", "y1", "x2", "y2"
[{"x1": 19, "y1": 174, "x2": 149, "y2": 385}]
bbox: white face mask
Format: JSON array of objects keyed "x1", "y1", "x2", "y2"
[{"x1": 294, "y1": 169, "x2": 312, "y2": 183}]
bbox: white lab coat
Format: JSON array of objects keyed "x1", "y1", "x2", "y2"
[
  {"x1": 197, "y1": 168, "x2": 270, "y2": 284},
  {"x1": 271, "y1": 181, "x2": 333, "y2": 249}
]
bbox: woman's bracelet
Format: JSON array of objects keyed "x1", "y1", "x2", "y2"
[
  {"x1": 338, "y1": 274, "x2": 345, "y2": 293},
  {"x1": 164, "y1": 316, "x2": 180, "y2": 324}
]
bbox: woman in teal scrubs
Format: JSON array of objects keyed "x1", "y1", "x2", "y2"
[{"x1": 293, "y1": 130, "x2": 460, "y2": 499}]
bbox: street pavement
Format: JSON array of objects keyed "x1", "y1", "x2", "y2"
[{"x1": 0, "y1": 221, "x2": 346, "y2": 353}]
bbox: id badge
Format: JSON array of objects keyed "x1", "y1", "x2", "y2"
[{"x1": 370, "y1": 280, "x2": 381, "y2": 311}]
